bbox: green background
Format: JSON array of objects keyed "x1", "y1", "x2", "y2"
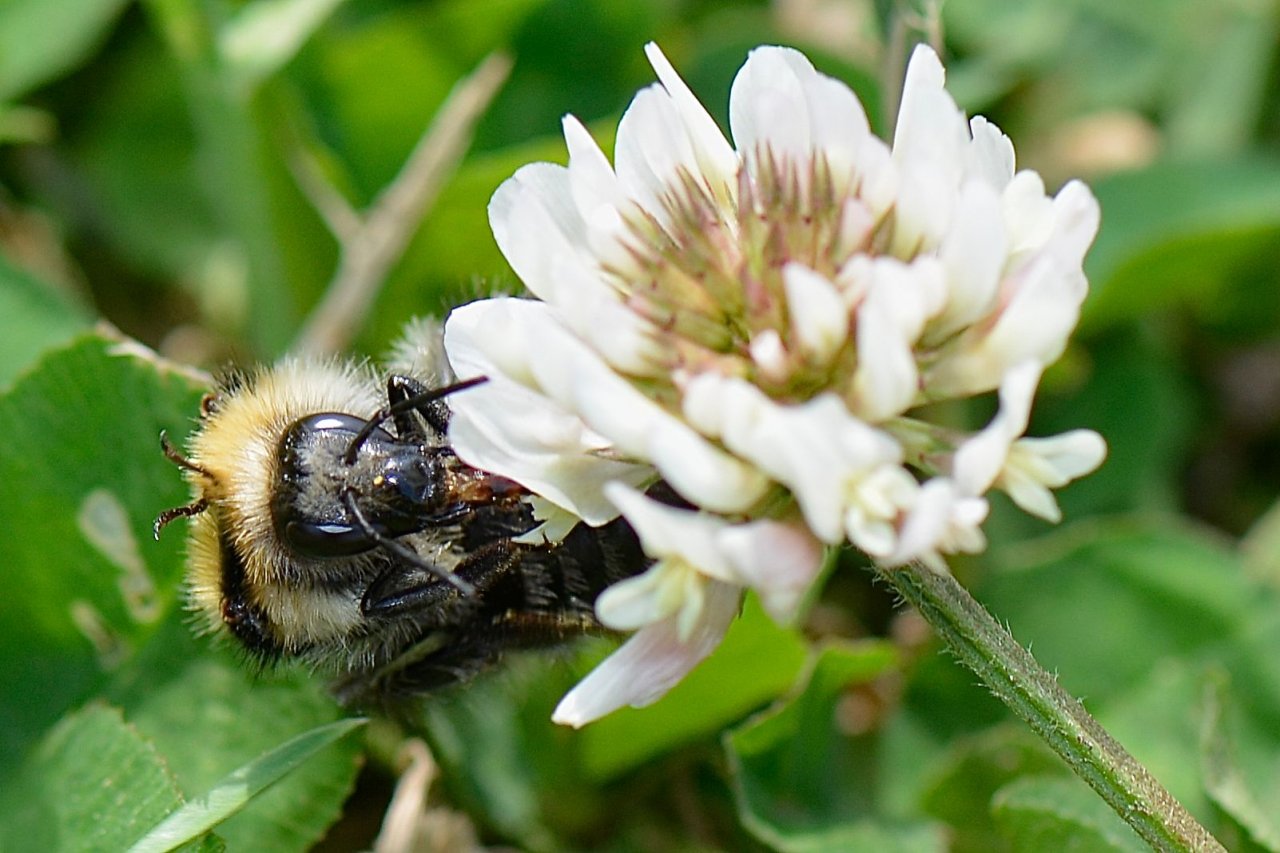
[{"x1": 2, "y1": 0, "x2": 1280, "y2": 849}]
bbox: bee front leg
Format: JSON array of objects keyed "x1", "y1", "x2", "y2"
[
  {"x1": 361, "y1": 539, "x2": 531, "y2": 621},
  {"x1": 386, "y1": 374, "x2": 450, "y2": 440}
]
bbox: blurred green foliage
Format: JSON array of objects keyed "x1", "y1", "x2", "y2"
[{"x1": 3, "y1": 0, "x2": 1280, "y2": 849}]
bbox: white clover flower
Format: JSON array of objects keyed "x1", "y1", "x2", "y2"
[
  {"x1": 551, "y1": 482, "x2": 824, "y2": 726},
  {"x1": 443, "y1": 42, "x2": 1107, "y2": 725}
]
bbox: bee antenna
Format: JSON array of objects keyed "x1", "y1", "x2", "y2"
[
  {"x1": 159, "y1": 431, "x2": 213, "y2": 478},
  {"x1": 154, "y1": 498, "x2": 209, "y2": 540},
  {"x1": 154, "y1": 431, "x2": 216, "y2": 539},
  {"x1": 340, "y1": 488, "x2": 476, "y2": 597},
  {"x1": 343, "y1": 375, "x2": 488, "y2": 466}
]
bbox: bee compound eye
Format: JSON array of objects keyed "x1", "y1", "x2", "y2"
[{"x1": 282, "y1": 519, "x2": 376, "y2": 557}]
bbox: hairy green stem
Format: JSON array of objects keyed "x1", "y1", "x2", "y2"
[{"x1": 876, "y1": 560, "x2": 1223, "y2": 852}]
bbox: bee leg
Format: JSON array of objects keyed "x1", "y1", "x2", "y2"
[
  {"x1": 347, "y1": 608, "x2": 607, "y2": 706},
  {"x1": 341, "y1": 488, "x2": 475, "y2": 596},
  {"x1": 339, "y1": 611, "x2": 602, "y2": 706},
  {"x1": 362, "y1": 566, "x2": 463, "y2": 618},
  {"x1": 332, "y1": 630, "x2": 495, "y2": 705},
  {"x1": 342, "y1": 375, "x2": 484, "y2": 464},
  {"x1": 361, "y1": 539, "x2": 530, "y2": 619},
  {"x1": 490, "y1": 609, "x2": 604, "y2": 643},
  {"x1": 386, "y1": 374, "x2": 450, "y2": 440}
]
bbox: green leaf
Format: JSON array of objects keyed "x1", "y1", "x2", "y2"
[
  {"x1": 107, "y1": 616, "x2": 364, "y2": 853},
  {"x1": 981, "y1": 326, "x2": 1198, "y2": 550},
  {"x1": 483, "y1": 0, "x2": 661, "y2": 145},
  {"x1": 139, "y1": 3, "x2": 332, "y2": 354},
  {"x1": 1215, "y1": 597, "x2": 1280, "y2": 747},
  {"x1": 0, "y1": 330, "x2": 361, "y2": 849},
  {"x1": 371, "y1": 136, "x2": 565, "y2": 338},
  {"x1": 724, "y1": 641, "x2": 936, "y2": 851},
  {"x1": 0, "y1": 254, "x2": 90, "y2": 389},
  {"x1": 288, "y1": 7, "x2": 469, "y2": 205},
  {"x1": 422, "y1": 0, "x2": 549, "y2": 66},
  {"x1": 0, "y1": 333, "x2": 206, "y2": 773},
  {"x1": 128, "y1": 718, "x2": 366, "y2": 853},
  {"x1": 1031, "y1": 330, "x2": 1196, "y2": 521},
  {"x1": 53, "y1": 36, "x2": 222, "y2": 284},
  {"x1": 1200, "y1": 671, "x2": 1280, "y2": 851},
  {"x1": 420, "y1": 664, "x2": 562, "y2": 850},
  {"x1": 941, "y1": 0, "x2": 1274, "y2": 157},
  {"x1": 1090, "y1": 659, "x2": 1216, "y2": 823},
  {"x1": 991, "y1": 776, "x2": 1147, "y2": 853},
  {"x1": 578, "y1": 594, "x2": 811, "y2": 780},
  {"x1": 0, "y1": 703, "x2": 184, "y2": 853},
  {"x1": 1158, "y1": 3, "x2": 1276, "y2": 156},
  {"x1": 982, "y1": 518, "x2": 1254, "y2": 703},
  {"x1": 944, "y1": 1, "x2": 1176, "y2": 112},
  {"x1": 1084, "y1": 159, "x2": 1280, "y2": 331},
  {"x1": 0, "y1": 102, "x2": 55, "y2": 143},
  {"x1": 1241, "y1": 497, "x2": 1280, "y2": 589},
  {"x1": 917, "y1": 726, "x2": 1066, "y2": 851},
  {"x1": 0, "y1": 0, "x2": 130, "y2": 101},
  {"x1": 739, "y1": 821, "x2": 946, "y2": 853}
]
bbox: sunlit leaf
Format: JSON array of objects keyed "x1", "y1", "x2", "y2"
[
  {"x1": 0, "y1": 704, "x2": 185, "y2": 853},
  {"x1": 128, "y1": 718, "x2": 365, "y2": 853},
  {"x1": 107, "y1": 617, "x2": 363, "y2": 853}
]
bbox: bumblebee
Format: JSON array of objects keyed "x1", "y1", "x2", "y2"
[{"x1": 155, "y1": 324, "x2": 646, "y2": 706}]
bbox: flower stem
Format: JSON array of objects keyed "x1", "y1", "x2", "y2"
[{"x1": 875, "y1": 560, "x2": 1223, "y2": 852}]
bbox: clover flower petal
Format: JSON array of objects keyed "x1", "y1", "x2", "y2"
[
  {"x1": 551, "y1": 580, "x2": 741, "y2": 728},
  {"x1": 601, "y1": 481, "x2": 825, "y2": 629},
  {"x1": 1001, "y1": 429, "x2": 1108, "y2": 522}
]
